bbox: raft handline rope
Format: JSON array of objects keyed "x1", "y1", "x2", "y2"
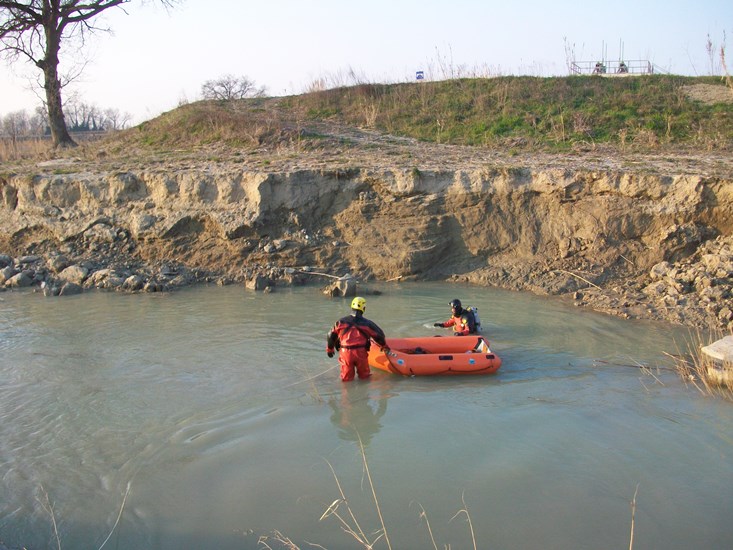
[{"x1": 380, "y1": 345, "x2": 402, "y2": 374}]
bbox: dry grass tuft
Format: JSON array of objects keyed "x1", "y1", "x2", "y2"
[
  {"x1": 257, "y1": 530, "x2": 321, "y2": 550},
  {"x1": 629, "y1": 483, "x2": 639, "y2": 550},
  {"x1": 314, "y1": 432, "x2": 481, "y2": 550},
  {"x1": 32, "y1": 482, "x2": 132, "y2": 550},
  {"x1": 319, "y1": 433, "x2": 391, "y2": 549},
  {"x1": 448, "y1": 491, "x2": 477, "y2": 550},
  {"x1": 668, "y1": 330, "x2": 733, "y2": 400},
  {"x1": 37, "y1": 484, "x2": 61, "y2": 550},
  {"x1": 0, "y1": 137, "x2": 53, "y2": 162}
]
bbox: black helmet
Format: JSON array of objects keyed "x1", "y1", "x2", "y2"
[{"x1": 449, "y1": 299, "x2": 462, "y2": 309}]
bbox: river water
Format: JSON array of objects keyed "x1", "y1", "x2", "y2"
[{"x1": 0, "y1": 282, "x2": 731, "y2": 550}]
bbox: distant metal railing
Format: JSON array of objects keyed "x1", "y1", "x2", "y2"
[{"x1": 570, "y1": 60, "x2": 656, "y2": 76}]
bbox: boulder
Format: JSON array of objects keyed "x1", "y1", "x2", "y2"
[
  {"x1": 59, "y1": 282, "x2": 83, "y2": 296},
  {"x1": 42, "y1": 281, "x2": 61, "y2": 296},
  {"x1": 17, "y1": 255, "x2": 40, "y2": 265},
  {"x1": 0, "y1": 265, "x2": 17, "y2": 284},
  {"x1": 123, "y1": 274, "x2": 145, "y2": 291},
  {"x1": 84, "y1": 223, "x2": 117, "y2": 243},
  {"x1": 246, "y1": 274, "x2": 271, "y2": 291},
  {"x1": 48, "y1": 254, "x2": 70, "y2": 273},
  {"x1": 59, "y1": 265, "x2": 89, "y2": 285},
  {"x1": 650, "y1": 261, "x2": 671, "y2": 280},
  {"x1": 323, "y1": 277, "x2": 357, "y2": 297},
  {"x1": 5, "y1": 272, "x2": 32, "y2": 288}
]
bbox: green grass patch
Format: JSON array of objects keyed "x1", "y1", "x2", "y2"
[{"x1": 102, "y1": 75, "x2": 733, "y2": 154}]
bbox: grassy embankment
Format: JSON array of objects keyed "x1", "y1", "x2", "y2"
[
  {"x1": 3, "y1": 74, "x2": 732, "y2": 162},
  {"x1": 285, "y1": 74, "x2": 733, "y2": 151},
  {"x1": 109, "y1": 74, "x2": 733, "y2": 155}
]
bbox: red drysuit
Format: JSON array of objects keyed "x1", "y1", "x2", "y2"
[{"x1": 326, "y1": 313, "x2": 386, "y2": 381}]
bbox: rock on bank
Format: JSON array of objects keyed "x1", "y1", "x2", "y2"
[{"x1": 0, "y1": 162, "x2": 731, "y2": 329}]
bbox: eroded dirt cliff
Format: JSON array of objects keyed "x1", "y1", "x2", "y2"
[{"x1": 1, "y1": 120, "x2": 732, "y2": 330}]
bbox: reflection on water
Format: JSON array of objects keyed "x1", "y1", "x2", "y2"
[
  {"x1": 0, "y1": 283, "x2": 732, "y2": 550},
  {"x1": 328, "y1": 380, "x2": 393, "y2": 446}
]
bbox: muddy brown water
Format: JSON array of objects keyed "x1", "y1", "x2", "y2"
[{"x1": 1, "y1": 283, "x2": 731, "y2": 549}]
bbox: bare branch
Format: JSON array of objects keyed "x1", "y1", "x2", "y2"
[
  {"x1": 0, "y1": 0, "x2": 178, "y2": 146},
  {"x1": 201, "y1": 74, "x2": 268, "y2": 100}
]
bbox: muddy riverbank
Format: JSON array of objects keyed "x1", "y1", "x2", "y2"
[{"x1": 1, "y1": 116, "x2": 732, "y2": 331}]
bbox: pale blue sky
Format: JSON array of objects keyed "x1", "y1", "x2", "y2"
[{"x1": 1, "y1": 0, "x2": 731, "y2": 123}]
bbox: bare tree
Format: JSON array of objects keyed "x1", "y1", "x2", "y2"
[
  {"x1": 103, "y1": 107, "x2": 130, "y2": 130},
  {"x1": 30, "y1": 105, "x2": 48, "y2": 134},
  {"x1": 64, "y1": 98, "x2": 130, "y2": 130},
  {"x1": 1, "y1": 101, "x2": 129, "y2": 137},
  {"x1": 201, "y1": 74, "x2": 267, "y2": 100},
  {"x1": 0, "y1": 1, "x2": 176, "y2": 148},
  {"x1": 2, "y1": 110, "x2": 29, "y2": 140}
]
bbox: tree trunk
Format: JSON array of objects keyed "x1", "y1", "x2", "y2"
[
  {"x1": 41, "y1": 16, "x2": 76, "y2": 148},
  {"x1": 44, "y1": 62, "x2": 76, "y2": 148}
]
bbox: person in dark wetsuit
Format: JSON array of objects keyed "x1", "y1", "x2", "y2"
[
  {"x1": 326, "y1": 297, "x2": 387, "y2": 381},
  {"x1": 434, "y1": 298, "x2": 477, "y2": 335}
]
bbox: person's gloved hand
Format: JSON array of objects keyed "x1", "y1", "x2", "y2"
[
  {"x1": 433, "y1": 323, "x2": 443, "y2": 327},
  {"x1": 327, "y1": 348, "x2": 335, "y2": 358}
]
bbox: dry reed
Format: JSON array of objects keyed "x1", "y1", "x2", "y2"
[
  {"x1": 314, "y1": 431, "x2": 484, "y2": 550},
  {"x1": 0, "y1": 136, "x2": 52, "y2": 162},
  {"x1": 37, "y1": 484, "x2": 61, "y2": 550},
  {"x1": 448, "y1": 491, "x2": 477, "y2": 550},
  {"x1": 319, "y1": 433, "x2": 391, "y2": 549},
  {"x1": 629, "y1": 483, "x2": 639, "y2": 550},
  {"x1": 32, "y1": 481, "x2": 132, "y2": 550},
  {"x1": 97, "y1": 481, "x2": 132, "y2": 550},
  {"x1": 667, "y1": 329, "x2": 733, "y2": 401}
]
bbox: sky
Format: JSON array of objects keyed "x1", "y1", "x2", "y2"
[{"x1": 1, "y1": 0, "x2": 731, "y2": 124}]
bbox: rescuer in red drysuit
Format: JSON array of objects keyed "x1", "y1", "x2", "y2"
[
  {"x1": 326, "y1": 296, "x2": 387, "y2": 381},
  {"x1": 433, "y1": 298, "x2": 477, "y2": 335}
]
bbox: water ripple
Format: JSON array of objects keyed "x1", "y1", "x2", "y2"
[{"x1": 0, "y1": 284, "x2": 729, "y2": 550}]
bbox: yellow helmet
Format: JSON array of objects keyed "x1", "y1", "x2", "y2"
[{"x1": 351, "y1": 296, "x2": 366, "y2": 312}]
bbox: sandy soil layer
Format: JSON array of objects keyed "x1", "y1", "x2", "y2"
[{"x1": 1, "y1": 116, "x2": 732, "y2": 331}]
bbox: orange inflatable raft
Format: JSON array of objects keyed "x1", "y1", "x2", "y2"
[{"x1": 367, "y1": 335, "x2": 502, "y2": 376}]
